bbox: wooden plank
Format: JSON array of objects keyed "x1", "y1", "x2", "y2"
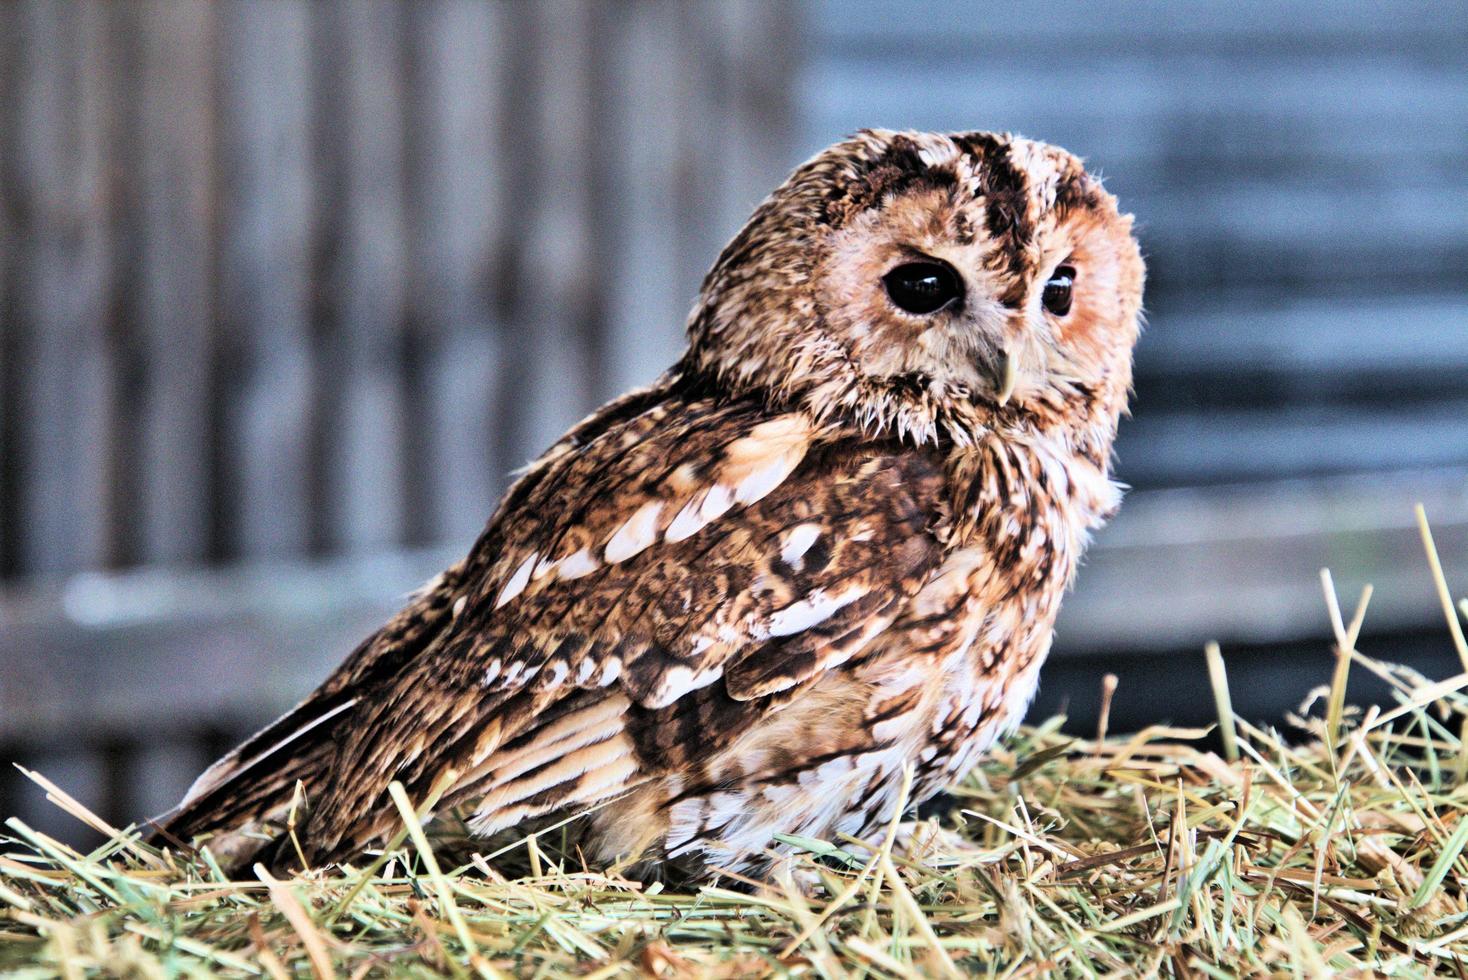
[
  {"x1": 813, "y1": 0, "x2": 1468, "y2": 54},
  {"x1": 1134, "y1": 296, "x2": 1468, "y2": 379},
  {"x1": 135, "y1": 0, "x2": 216, "y2": 566},
  {"x1": 406, "y1": 0, "x2": 511, "y2": 546},
  {"x1": 1130, "y1": 297, "x2": 1468, "y2": 420},
  {"x1": 804, "y1": 55, "x2": 1468, "y2": 167},
  {"x1": 1116, "y1": 402, "x2": 1468, "y2": 489},
  {"x1": 1132, "y1": 181, "x2": 1467, "y2": 272},
  {"x1": 217, "y1": 2, "x2": 315, "y2": 560},
  {"x1": 13, "y1": 1, "x2": 117, "y2": 576},
  {"x1": 672, "y1": 3, "x2": 728, "y2": 310},
  {"x1": 702, "y1": 1, "x2": 800, "y2": 240},
  {"x1": 0, "y1": 547, "x2": 454, "y2": 742},
  {"x1": 0, "y1": 0, "x2": 21, "y2": 578},
  {"x1": 499, "y1": 0, "x2": 600, "y2": 461},
  {"x1": 598, "y1": 0, "x2": 689, "y2": 397},
  {"x1": 593, "y1": 0, "x2": 805, "y2": 402},
  {"x1": 317, "y1": 0, "x2": 409, "y2": 553},
  {"x1": 1058, "y1": 469, "x2": 1468, "y2": 654}
]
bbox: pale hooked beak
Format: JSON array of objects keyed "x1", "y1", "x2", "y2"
[{"x1": 995, "y1": 349, "x2": 1019, "y2": 406}]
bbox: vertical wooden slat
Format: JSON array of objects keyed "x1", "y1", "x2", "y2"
[
  {"x1": 0, "y1": 0, "x2": 21, "y2": 578},
  {"x1": 218, "y1": 2, "x2": 316, "y2": 560},
  {"x1": 0, "y1": 752, "x2": 15, "y2": 835},
  {"x1": 315, "y1": 0, "x2": 410, "y2": 554},
  {"x1": 135, "y1": 1, "x2": 216, "y2": 567},
  {"x1": 672, "y1": 3, "x2": 727, "y2": 309},
  {"x1": 13, "y1": 1, "x2": 116, "y2": 577},
  {"x1": 596, "y1": 0, "x2": 801, "y2": 402},
  {"x1": 501, "y1": 0, "x2": 601, "y2": 462},
  {"x1": 702, "y1": 1, "x2": 800, "y2": 261},
  {"x1": 104, "y1": 4, "x2": 146, "y2": 570},
  {"x1": 598, "y1": 0, "x2": 690, "y2": 399},
  {"x1": 407, "y1": 0, "x2": 510, "y2": 546}
]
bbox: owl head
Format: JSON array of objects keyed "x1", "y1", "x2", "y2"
[{"x1": 685, "y1": 129, "x2": 1144, "y2": 452}]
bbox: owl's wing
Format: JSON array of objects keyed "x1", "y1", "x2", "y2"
[
  {"x1": 164, "y1": 385, "x2": 952, "y2": 865},
  {"x1": 302, "y1": 387, "x2": 951, "y2": 861},
  {"x1": 152, "y1": 386, "x2": 671, "y2": 847}
]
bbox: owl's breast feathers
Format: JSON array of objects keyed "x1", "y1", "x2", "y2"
[{"x1": 159, "y1": 371, "x2": 1115, "y2": 868}]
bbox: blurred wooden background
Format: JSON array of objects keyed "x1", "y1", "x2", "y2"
[
  {"x1": 0, "y1": 0, "x2": 792, "y2": 579},
  {"x1": 2, "y1": 0, "x2": 1466, "y2": 841}
]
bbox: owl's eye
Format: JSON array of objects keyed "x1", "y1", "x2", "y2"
[
  {"x1": 882, "y1": 261, "x2": 962, "y2": 315},
  {"x1": 1042, "y1": 265, "x2": 1076, "y2": 316}
]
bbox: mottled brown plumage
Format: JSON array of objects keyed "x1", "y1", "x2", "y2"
[{"x1": 157, "y1": 129, "x2": 1144, "y2": 878}]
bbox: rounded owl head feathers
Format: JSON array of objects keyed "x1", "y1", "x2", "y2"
[{"x1": 684, "y1": 129, "x2": 1144, "y2": 456}]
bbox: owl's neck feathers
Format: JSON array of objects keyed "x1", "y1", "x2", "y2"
[
  {"x1": 682, "y1": 330, "x2": 1125, "y2": 477},
  {"x1": 824, "y1": 369, "x2": 1128, "y2": 545},
  {"x1": 673, "y1": 351, "x2": 1126, "y2": 546}
]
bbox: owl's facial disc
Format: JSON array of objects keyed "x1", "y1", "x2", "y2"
[
  {"x1": 806, "y1": 132, "x2": 1143, "y2": 426},
  {"x1": 684, "y1": 129, "x2": 1143, "y2": 445}
]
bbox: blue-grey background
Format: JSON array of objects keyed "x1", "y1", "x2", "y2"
[{"x1": 2, "y1": 0, "x2": 1466, "y2": 841}]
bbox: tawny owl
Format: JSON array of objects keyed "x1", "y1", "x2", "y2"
[{"x1": 156, "y1": 129, "x2": 1144, "y2": 878}]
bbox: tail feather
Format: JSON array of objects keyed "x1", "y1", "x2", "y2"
[
  {"x1": 179, "y1": 696, "x2": 357, "y2": 813},
  {"x1": 148, "y1": 698, "x2": 354, "y2": 866},
  {"x1": 149, "y1": 563, "x2": 469, "y2": 867}
]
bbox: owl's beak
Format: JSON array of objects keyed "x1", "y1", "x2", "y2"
[{"x1": 994, "y1": 349, "x2": 1019, "y2": 406}]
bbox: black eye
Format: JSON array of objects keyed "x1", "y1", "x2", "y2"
[
  {"x1": 882, "y1": 261, "x2": 962, "y2": 315},
  {"x1": 1042, "y1": 264, "x2": 1076, "y2": 316}
]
